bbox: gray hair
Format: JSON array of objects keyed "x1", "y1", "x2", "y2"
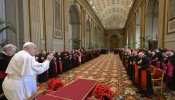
[{"x1": 1, "y1": 44, "x2": 17, "y2": 52}]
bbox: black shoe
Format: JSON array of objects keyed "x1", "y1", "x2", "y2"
[
  {"x1": 136, "y1": 91, "x2": 141, "y2": 93},
  {"x1": 141, "y1": 94, "x2": 146, "y2": 97},
  {"x1": 141, "y1": 94, "x2": 148, "y2": 98}
]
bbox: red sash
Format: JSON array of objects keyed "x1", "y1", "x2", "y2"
[
  {"x1": 0, "y1": 71, "x2": 7, "y2": 79},
  {"x1": 141, "y1": 70, "x2": 147, "y2": 91},
  {"x1": 133, "y1": 61, "x2": 139, "y2": 84},
  {"x1": 51, "y1": 60, "x2": 58, "y2": 73},
  {"x1": 60, "y1": 61, "x2": 62, "y2": 73}
]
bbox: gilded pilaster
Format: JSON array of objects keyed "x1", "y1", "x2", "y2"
[
  {"x1": 140, "y1": 0, "x2": 146, "y2": 48},
  {"x1": 91, "y1": 20, "x2": 94, "y2": 45},
  {"x1": 81, "y1": 7, "x2": 86, "y2": 47},
  {"x1": 133, "y1": 15, "x2": 136, "y2": 41},
  {"x1": 161, "y1": 0, "x2": 167, "y2": 48},
  {"x1": 97, "y1": 27, "x2": 100, "y2": 47}
]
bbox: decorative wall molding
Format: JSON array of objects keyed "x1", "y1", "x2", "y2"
[{"x1": 53, "y1": 0, "x2": 62, "y2": 39}]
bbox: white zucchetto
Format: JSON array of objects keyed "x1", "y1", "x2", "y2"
[{"x1": 23, "y1": 42, "x2": 34, "y2": 48}]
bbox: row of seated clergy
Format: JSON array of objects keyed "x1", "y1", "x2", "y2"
[
  {"x1": 36, "y1": 50, "x2": 101, "y2": 83},
  {"x1": 129, "y1": 58, "x2": 165, "y2": 96},
  {"x1": 100, "y1": 49, "x2": 109, "y2": 54},
  {"x1": 122, "y1": 51, "x2": 154, "y2": 97},
  {"x1": 130, "y1": 59, "x2": 171, "y2": 96}
]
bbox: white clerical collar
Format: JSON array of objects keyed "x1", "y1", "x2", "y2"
[{"x1": 2, "y1": 51, "x2": 8, "y2": 56}]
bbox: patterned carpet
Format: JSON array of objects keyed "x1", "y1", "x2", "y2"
[{"x1": 38, "y1": 53, "x2": 175, "y2": 100}]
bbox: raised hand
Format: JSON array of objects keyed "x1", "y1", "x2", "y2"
[{"x1": 47, "y1": 53, "x2": 54, "y2": 61}]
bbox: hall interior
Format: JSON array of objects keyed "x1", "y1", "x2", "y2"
[{"x1": 0, "y1": 0, "x2": 175, "y2": 100}]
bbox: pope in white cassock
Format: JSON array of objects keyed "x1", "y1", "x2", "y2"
[{"x1": 2, "y1": 42, "x2": 54, "y2": 100}]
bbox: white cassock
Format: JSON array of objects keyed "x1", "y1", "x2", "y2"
[{"x1": 2, "y1": 50, "x2": 50, "y2": 100}]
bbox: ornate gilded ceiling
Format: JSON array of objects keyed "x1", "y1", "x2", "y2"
[{"x1": 87, "y1": 0, "x2": 134, "y2": 30}]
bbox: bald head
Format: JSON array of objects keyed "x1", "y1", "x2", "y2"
[
  {"x1": 132, "y1": 51, "x2": 137, "y2": 56},
  {"x1": 138, "y1": 52, "x2": 144, "y2": 58}
]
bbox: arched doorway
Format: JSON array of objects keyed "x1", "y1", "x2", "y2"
[
  {"x1": 69, "y1": 5, "x2": 80, "y2": 50},
  {"x1": 110, "y1": 35, "x2": 118, "y2": 49},
  {"x1": 146, "y1": 0, "x2": 159, "y2": 40},
  {"x1": 86, "y1": 19, "x2": 90, "y2": 48}
]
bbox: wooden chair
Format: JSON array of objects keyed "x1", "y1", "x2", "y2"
[{"x1": 151, "y1": 68, "x2": 164, "y2": 95}]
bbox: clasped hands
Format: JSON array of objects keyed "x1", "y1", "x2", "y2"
[{"x1": 138, "y1": 59, "x2": 142, "y2": 64}]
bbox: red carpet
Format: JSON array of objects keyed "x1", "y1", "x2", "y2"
[
  {"x1": 38, "y1": 79, "x2": 98, "y2": 100},
  {"x1": 51, "y1": 79, "x2": 98, "y2": 100}
]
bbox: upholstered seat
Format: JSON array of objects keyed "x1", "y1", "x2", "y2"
[{"x1": 147, "y1": 65, "x2": 155, "y2": 77}]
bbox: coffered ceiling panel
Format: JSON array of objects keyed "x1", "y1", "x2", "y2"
[{"x1": 87, "y1": 0, "x2": 134, "y2": 30}]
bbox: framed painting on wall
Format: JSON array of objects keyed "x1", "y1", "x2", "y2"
[
  {"x1": 54, "y1": 0, "x2": 62, "y2": 38},
  {"x1": 168, "y1": 0, "x2": 175, "y2": 34}
]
